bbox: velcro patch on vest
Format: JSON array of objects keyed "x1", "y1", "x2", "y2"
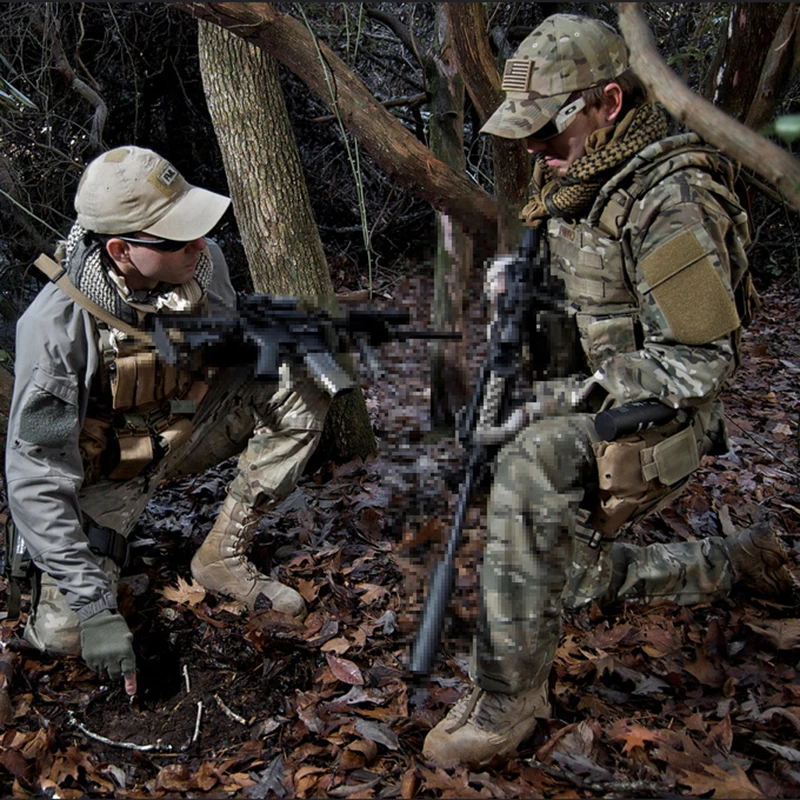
[{"x1": 640, "y1": 229, "x2": 739, "y2": 346}]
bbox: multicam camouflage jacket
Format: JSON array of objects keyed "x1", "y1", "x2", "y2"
[{"x1": 547, "y1": 133, "x2": 751, "y2": 428}]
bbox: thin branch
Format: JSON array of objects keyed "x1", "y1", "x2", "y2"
[
  {"x1": 744, "y1": 4, "x2": 800, "y2": 130},
  {"x1": 363, "y1": 7, "x2": 422, "y2": 69},
  {"x1": 67, "y1": 711, "x2": 174, "y2": 752},
  {"x1": 190, "y1": 701, "x2": 203, "y2": 745},
  {"x1": 29, "y1": 7, "x2": 107, "y2": 152},
  {"x1": 214, "y1": 694, "x2": 248, "y2": 725}
]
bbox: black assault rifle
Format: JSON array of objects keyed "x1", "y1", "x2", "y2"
[
  {"x1": 410, "y1": 225, "x2": 557, "y2": 676},
  {"x1": 147, "y1": 294, "x2": 460, "y2": 392}
]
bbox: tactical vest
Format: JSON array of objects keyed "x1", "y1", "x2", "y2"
[
  {"x1": 542, "y1": 135, "x2": 752, "y2": 535},
  {"x1": 547, "y1": 133, "x2": 753, "y2": 375},
  {"x1": 35, "y1": 254, "x2": 207, "y2": 485}
]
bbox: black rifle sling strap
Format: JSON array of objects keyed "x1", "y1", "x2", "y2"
[{"x1": 34, "y1": 253, "x2": 153, "y2": 345}]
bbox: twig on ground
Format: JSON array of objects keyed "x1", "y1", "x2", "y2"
[
  {"x1": 183, "y1": 664, "x2": 191, "y2": 694},
  {"x1": 67, "y1": 711, "x2": 173, "y2": 752},
  {"x1": 214, "y1": 694, "x2": 248, "y2": 725},
  {"x1": 726, "y1": 416, "x2": 796, "y2": 473},
  {"x1": 190, "y1": 701, "x2": 203, "y2": 746}
]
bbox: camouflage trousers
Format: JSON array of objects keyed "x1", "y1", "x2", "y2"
[
  {"x1": 25, "y1": 365, "x2": 331, "y2": 655},
  {"x1": 473, "y1": 414, "x2": 735, "y2": 695}
]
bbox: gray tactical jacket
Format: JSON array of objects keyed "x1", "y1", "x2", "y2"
[{"x1": 5, "y1": 241, "x2": 236, "y2": 621}]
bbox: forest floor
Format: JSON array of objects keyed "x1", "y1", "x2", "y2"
[{"x1": 0, "y1": 269, "x2": 798, "y2": 799}]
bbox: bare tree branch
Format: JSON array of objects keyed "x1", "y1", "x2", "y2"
[
  {"x1": 29, "y1": 7, "x2": 107, "y2": 153},
  {"x1": 311, "y1": 92, "x2": 427, "y2": 124},
  {"x1": 618, "y1": 3, "x2": 800, "y2": 213},
  {"x1": 363, "y1": 8, "x2": 422, "y2": 70}
]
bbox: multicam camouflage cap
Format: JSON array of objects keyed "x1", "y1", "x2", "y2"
[{"x1": 481, "y1": 14, "x2": 628, "y2": 140}]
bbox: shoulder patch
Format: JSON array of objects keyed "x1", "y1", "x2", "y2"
[{"x1": 640, "y1": 229, "x2": 739, "y2": 345}]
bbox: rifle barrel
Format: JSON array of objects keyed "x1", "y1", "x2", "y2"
[{"x1": 409, "y1": 446, "x2": 483, "y2": 676}]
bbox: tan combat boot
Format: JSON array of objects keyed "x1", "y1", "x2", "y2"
[
  {"x1": 422, "y1": 681, "x2": 551, "y2": 767},
  {"x1": 191, "y1": 495, "x2": 306, "y2": 619},
  {"x1": 726, "y1": 520, "x2": 799, "y2": 601}
]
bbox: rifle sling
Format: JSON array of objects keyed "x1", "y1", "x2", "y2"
[{"x1": 34, "y1": 253, "x2": 153, "y2": 345}]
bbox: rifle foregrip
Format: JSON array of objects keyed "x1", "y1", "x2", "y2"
[{"x1": 409, "y1": 559, "x2": 455, "y2": 676}]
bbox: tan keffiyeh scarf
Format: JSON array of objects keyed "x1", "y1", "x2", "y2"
[{"x1": 521, "y1": 103, "x2": 668, "y2": 226}]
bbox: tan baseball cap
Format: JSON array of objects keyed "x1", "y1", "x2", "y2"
[
  {"x1": 482, "y1": 14, "x2": 628, "y2": 140},
  {"x1": 75, "y1": 146, "x2": 231, "y2": 239}
]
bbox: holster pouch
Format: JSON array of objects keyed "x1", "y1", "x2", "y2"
[{"x1": 589, "y1": 413, "x2": 705, "y2": 535}]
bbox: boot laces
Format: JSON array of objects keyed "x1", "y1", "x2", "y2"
[{"x1": 445, "y1": 687, "x2": 517, "y2": 734}]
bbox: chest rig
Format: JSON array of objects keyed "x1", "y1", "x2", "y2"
[
  {"x1": 35, "y1": 254, "x2": 208, "y2": 485},
  {"x1": 546, "y1": 133, "x2": 751, "y2": 374},
  {"x1": 81, "y1": 332, "x2": 208, "y2": 483}
]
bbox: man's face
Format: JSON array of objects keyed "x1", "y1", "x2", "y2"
[
  {"x1": 108, "y1": 235, "x2": 207, "y2": 290},
  {"x1": 522, "y1": 84, "x2": 622, "y2": 179},
  {"x1": 524, "y1": 103, "x2": 609, "y2": 178}
]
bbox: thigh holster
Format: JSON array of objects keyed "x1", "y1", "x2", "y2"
[{"x1": 589, "y1": 411, "x2": 709, "y2": 535}]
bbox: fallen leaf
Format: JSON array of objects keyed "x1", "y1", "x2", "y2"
[
  {"x1": 754, "y1": 739, "x2": 800, "y2": 762},
  {"x1": 326, "y1": 654, "x2": 364, "y2": 685},
  {"x1": 346, "y1": 739, "x2": 377, "y2": 764},
  {"x1": 680, "y1": 762, "x2": 764, "y2": 798},
  {"x1": 743, "y1": 617, "x2": 800, "y2": 650},
  {"x1": 246, "y1": 754, "x2": 287, "y2": 798},
  {"x1": 159, "y1": 576, "x2": 206, "y2": 607},
  {"x1": 612, "y1": 723, "x2": 663, "y2": 755},
  {"x1": 354, "y1": 719, "x2": 399, "y2": 750},
  {"x1": 297, "y1": 578, "x2": 322, "y2": 603},
  {"x1": 155, "y1": 764, "x2": 193, "y2": 792},
  {"x1": 356, "y1": 583, "x2": 389, "y2": 605},
  {"x1": 321, "y1": 637, "x2": 352, "y2": 655},
  {"x1": 399, "y1": 768, "x2": 418, "y2": 799},
  {"x1": 709, "y1": 714, "x2": 733, "y2": 753},
  {"x1": 684, "y1": 650, "x2": 725, "y2": 687}
]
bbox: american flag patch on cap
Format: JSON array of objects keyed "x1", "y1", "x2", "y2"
[{"x1": 502, "y1": 59, "x2": 532, "y2": 92}]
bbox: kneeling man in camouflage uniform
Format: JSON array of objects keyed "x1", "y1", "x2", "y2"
[
  {"x1": 5, "y1": 147, "x2": 333, "y2": 694},
  {"x1": 423, "y1": 14, "x2": 797, "y2": 767}
]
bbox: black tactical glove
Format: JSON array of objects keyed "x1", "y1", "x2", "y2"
[{"x1": 80, "y1": 610, "x2": 135, "y2": 681}]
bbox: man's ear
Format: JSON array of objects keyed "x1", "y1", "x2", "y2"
[
  {"x1": 104, "y1": 238, "x2": 131, "y2": 263},
  {"x1": 604, "y1": 82, "x2": 624, "y2": 123}
]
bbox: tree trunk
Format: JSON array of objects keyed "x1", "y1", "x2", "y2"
[
  {"x1": 427, "y1": 7, "x2": 471, "y2": 429},
  {"x1": 443, "y1": 2, "x2": 530, "y2": 253},
  {"x1": 197, "y1": 20, "x2": 377, "y2": 462},
  {"x1": 704, "y1": 3, "x2": 798, "y2": 129},
  {"x1": 175, "y1": 1, "x2": 498, "y2": 247},
  {"x1": 198, "y1": 22, "x2": 329, "y2": 297}
]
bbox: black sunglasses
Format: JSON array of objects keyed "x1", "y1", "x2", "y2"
[{"x1": 116, "y1": 235, "x2": 192, "y2": 252}]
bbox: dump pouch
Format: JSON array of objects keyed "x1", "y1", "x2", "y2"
[{"x1": 589, "y1": 413, "x2": 705, "y2": 535}]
